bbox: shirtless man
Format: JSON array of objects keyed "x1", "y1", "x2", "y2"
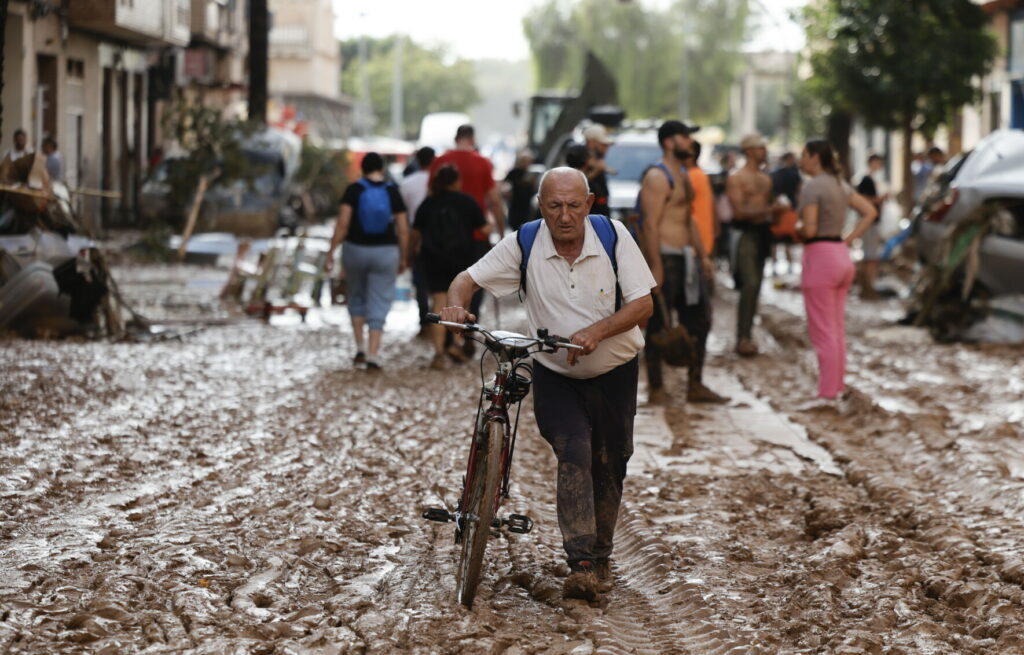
[
  {"x1": 726, "y1": 133, "x2": 786, "y2": 357},
  {"x1": 640, "y1": 120, "x2": 727, "y2": 404}
]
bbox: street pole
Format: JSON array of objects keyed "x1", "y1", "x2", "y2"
[
  {"x1": 391, "y1": 36, "x2": 404, "y2": 139},
  {"x1": 248, "y1": 0, "x2": 268, "y2": 124},
  {"x1": 357, "y1": 31, "x2": 372, "y2": 136},
  {"x1": 0, "y1": 0, "x2": 8, "y2": 137},
  {"x1": 678, "y1": 45, "x2": 689, "y2": 121}
]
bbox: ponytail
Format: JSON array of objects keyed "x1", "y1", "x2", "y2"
[{"x1": 805, "y1": 139, "x2": 843, "y2": 179}]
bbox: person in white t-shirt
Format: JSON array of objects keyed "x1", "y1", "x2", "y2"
[
  {"x1": 440, "y1": 167, "x2": 655, "y2": 601},
  {"x1": 399, "y1": 147, "x2": 435, "y2": 333},
  {"x1": 4, "y1": 129, "x2": 33, "y2": 162}
]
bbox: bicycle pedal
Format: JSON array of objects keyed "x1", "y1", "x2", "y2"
[
  {"x1": 422, "y1": 507, "x2": 455, "y2": 523},
  {"x1": 503, "y1": 514, "x2": 534, "y2": 534}
]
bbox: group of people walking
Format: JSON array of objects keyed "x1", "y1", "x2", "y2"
[
  {"x1": 326, "y1": 124, "x2": 505, "y2": 371},
  {"x1": 327, "y1": 120, "x2": 878, "y2": 602}
]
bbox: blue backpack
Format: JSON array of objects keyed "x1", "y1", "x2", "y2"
[
  {"x1": 633, "y1": 162, "x2": 689, "y2": 232},
  {"x1": 516, "y1": 215, "x2": 621, "y2": 310},
  {"x1": 356, "y1": 178, "x2": 395, "y2": 234}
]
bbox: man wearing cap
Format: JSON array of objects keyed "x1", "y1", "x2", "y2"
[
  {"x1": 726, "y1": 133, "x2": 787, "y2": 357},
  {"x1": 640, "y1": 120, "x2": 728, "y2": 405},
  {"x1": 582, "y1": 124, "x2": 614, "y2": 217}
]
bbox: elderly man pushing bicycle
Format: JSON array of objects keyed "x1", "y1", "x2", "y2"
[{"x1": 441, "y1": 167, "x2": 655, "y2": 601}]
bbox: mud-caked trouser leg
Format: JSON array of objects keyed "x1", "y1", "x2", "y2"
[
  {"x1": 682, "y1": 270, "x2": 712, "y2": 385},
  {"x1": 644, "y1": 254, "x2": 682, "y2": 392},
  {"x1": 534, "y1": 358, "x2": 638, "y2": 566},
  {"x1": 735, "y1": 228, "x2": 767, "y2": 341}
]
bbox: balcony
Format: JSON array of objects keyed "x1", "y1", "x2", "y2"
[
  {"x1": 190, "y1": 0, "x2": 245, "y2": 51},
  {"x1": 68, "y1": 0, "x2": 190, "y2": 47}
]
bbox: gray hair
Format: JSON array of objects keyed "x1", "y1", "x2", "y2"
[{"x1": 538, "y1": 166, "x2": 590, "y2": 198}]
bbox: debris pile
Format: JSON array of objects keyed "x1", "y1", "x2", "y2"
[
  {"x1": 0, "y1": 153, "x2": 136, "y2": 338},
  {"x1": 909, "y1": 201, "x2": 1024, "y2": 343}
]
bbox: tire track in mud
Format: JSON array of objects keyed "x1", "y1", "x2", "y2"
[
  {"x1": 720, "y1": 298, "x2": 1024, "y2": 651},
  {"x1": 586, "y1": 511, "x2": 752, "y2": 655}
]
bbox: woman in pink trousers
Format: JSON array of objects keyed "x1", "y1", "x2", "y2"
[{"x1": 797, "y1": 140, "x2": 878, "y2": 399}]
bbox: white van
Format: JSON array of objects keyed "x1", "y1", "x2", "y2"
[{"x1": 417, "y1": 112, "x2": 471, "y2": 154}]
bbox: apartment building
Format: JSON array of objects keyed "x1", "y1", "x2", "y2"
[
  {"x1": 2, "y1": 0, "x2": 190, "y2": 228},
  {"x1": 267, "y1": 0, "x2": 352, "y2": 143},
  {"x1": 956, "y1": 0, "x2": 1024, "y2": 152},
  {"x1": 183, "y1": 0, "x2": 248, "y2": 114}
]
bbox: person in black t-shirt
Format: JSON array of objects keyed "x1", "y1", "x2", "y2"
[
  {"x1": 413, "y1": 164, "x2": 490, "y2": 369},
  {"x1": 326, "y1": 152, "x2": 409, "y2": 370},
  {"x1": 855, "y1": 153, "x2": 887, "y2": 299},
  {"x1": 503, "y1": 149, "x2": 538, "y2": 230}
]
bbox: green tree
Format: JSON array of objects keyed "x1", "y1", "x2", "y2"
[
  {"x1": 341, "y1": 37, "x2": 480, "y2": 139},
  {"x1": 803, "y1": 0, "x2": 997, "y2": 209},
  {"x1": 160, "y1": 99, "x2": 259, "y2": 220},
  {"x1": 522, "y1": 0, "x2": 750, "y2": 125}
]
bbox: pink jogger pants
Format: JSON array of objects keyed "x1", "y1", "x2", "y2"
[{"x1": 801, "y1": 242, "x2": 855, "y2": 399}]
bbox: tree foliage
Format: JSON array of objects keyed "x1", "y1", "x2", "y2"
[
  {"x1": 803, "y1": 0, "x2": 997, "y2": 137},
  {"x1": 522, "y1": 0, "x2": 750, "y2": 124},
  {"x1": 341, "y1": 37, "x2": 480, "y2": 139},
  {"x1": 160, "y1": 100, "x2": 260, "y2": 217}
]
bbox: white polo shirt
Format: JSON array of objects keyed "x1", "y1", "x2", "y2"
[{"x1": 468, "y1": 218, "x2": 655, "y2": 379}]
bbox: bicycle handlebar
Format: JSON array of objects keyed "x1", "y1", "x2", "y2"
[{"x1": 425, "y1": 313, "x2": 583, "y2": 351}]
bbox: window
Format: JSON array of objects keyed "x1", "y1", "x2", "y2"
[
  {"x1": 66, "y1": 58, "x2": 85, "y2": 79},
  {"x1": 1011, "y1": 12, "x2": 1024, "y2": 75}
]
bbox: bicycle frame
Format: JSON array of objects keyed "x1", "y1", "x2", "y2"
[{"x1": 459, "y1": 352, "x2": 518, "y2": 531}]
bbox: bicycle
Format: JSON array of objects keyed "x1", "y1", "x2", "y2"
[{"x1": 421, "y1": 313, "x2": 583, "y2": 608}]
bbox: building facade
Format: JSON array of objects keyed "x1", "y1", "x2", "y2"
[
  {"x1": 182, "y1": 0, "x2": 248, "y2": 116},
  {"x1": 2, "y1": 0, "x2": 191, "y2": 229},
  {"x1": 267, "y1": 0, "x2": 351, "y2": 144}
]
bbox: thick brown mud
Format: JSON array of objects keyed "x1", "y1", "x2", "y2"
[{"x1": 2, "y1": 263, "x2": 1023, "y2": 654}]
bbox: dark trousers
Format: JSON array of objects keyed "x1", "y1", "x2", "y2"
[
  {"x1": 469, "y1": 240, "x2": 491, "y2": 320},
  {"x1": 645, "y1": 254, "x2": 711, "y2": 389},
  {"x1": 412, "y1": 264, "x2": 430, "y2": 326},
  {"x1": 735, "y1": 227, "x2": 768, "y2": 340},
  {"x1": 533, "y1": 357, "x2": 638, "y2": 566}
]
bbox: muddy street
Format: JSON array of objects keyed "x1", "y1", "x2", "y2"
[{"x1": 2, "y1": 263, "x2": 1024, "y2": 654}]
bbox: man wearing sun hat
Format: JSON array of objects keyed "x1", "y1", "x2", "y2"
[
  {"x1": 725, "y1": 133, "x2": 787, "y2": 357},
  {"x1": 582, "y1": 123, "x2": 614, "y2": 217}
]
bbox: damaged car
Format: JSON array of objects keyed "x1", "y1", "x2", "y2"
[{"x1": 917, "y1": 129, "x2": 1024, "y2": 296}]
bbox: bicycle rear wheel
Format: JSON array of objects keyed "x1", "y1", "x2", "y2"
[{"x1": 456, "y1": 418, "x2": 504, "y2": 608}]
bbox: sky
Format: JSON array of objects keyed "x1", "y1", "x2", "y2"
[{"x1": 332, "y1": 0, "x2": 808, "y2": 61}]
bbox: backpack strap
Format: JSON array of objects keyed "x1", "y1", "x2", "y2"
[
  {"x1": 653, "y1": 162, "x2": 674, "y2": 189},
  {"x1": 587, "y1": 214, "x2": 622, "y2": 310},
  {"x1": 517, "y1": 216, "x2": 621, "y2": 310},
  {"x1": 516, "y1": 219, "x2": 543, "y2": 298}
]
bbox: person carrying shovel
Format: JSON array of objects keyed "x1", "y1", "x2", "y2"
[{"x1": 638, "y1": 120, "x2": 728, "y2": 405}]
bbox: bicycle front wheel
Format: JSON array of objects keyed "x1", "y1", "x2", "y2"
[{"x1": 456, "y1": 418, "x2": 504, "y2": 608}]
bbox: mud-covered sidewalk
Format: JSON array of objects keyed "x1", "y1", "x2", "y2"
[{"x1": 2, "y1": 263, "x2": 1024, "y2": 654}]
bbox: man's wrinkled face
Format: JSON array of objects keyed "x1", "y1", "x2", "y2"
[{"x1": 538, "y1": 169, "x2": 594, "y2": 244}]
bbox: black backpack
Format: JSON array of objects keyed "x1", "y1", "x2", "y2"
[{"x1": 421, "y1": 195, "x2": 475, "y2": 260}]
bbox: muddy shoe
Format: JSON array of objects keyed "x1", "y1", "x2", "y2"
[
  {"x1": 353, "y1": 351, "x2": 367, "y2": 365},
  {"x1": 562, "y1": 561, "x2": 601, "y2": 602},
  {"x1": 735, "y1": 338, "x2": 758, "y2": 357},
  {"x1": 860, "y1": 287, "x2": 882, "y2": 301},
  {"x1": 365, "y1": 357, "x2": 382, "y2": 372},
  {"x1": 447, "y1": 344, "x2": 469, "y2": 363},
  {"x1": 429, "y1": 354, "x2": 446, "y2": 370},
  {"x1": 687, "y1": 382, "x2": 729, "y2": 404},
  {"x1": 647, "y1": 387, "x2": 669, "y2": 405}
]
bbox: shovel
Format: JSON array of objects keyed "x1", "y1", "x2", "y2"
[{"x1": 649, "y1": 291, "x2": 695, "y2": 367}]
